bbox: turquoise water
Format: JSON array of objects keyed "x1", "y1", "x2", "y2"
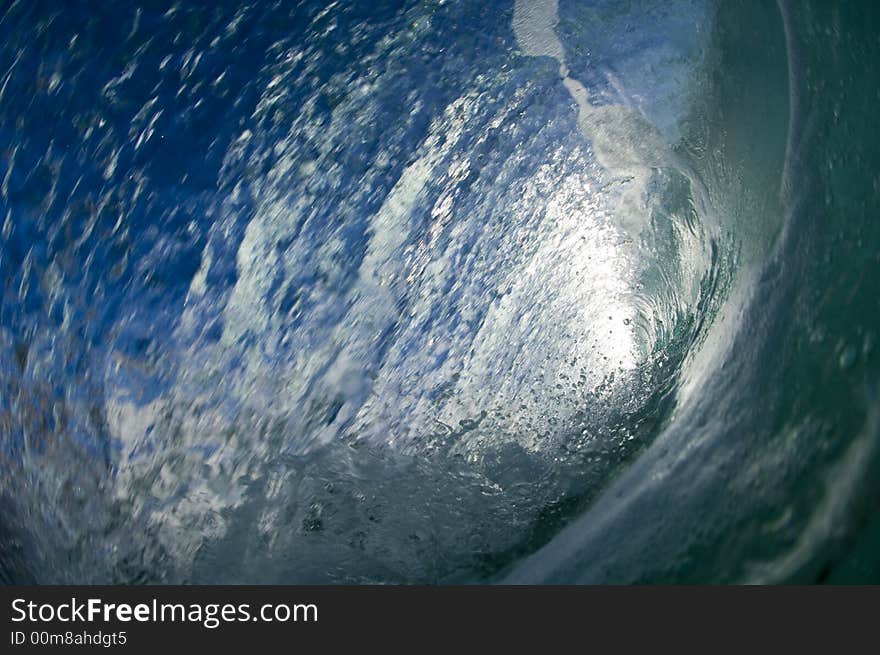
[{"x1": 1, "y1": 0, "x2": 878, "y2": 583}]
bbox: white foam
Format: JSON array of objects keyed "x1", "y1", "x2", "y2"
[
  {"x1": 513, "y1": 0, "x2": 671, "y2": 239},
  {"x1": 513, "y1": 0, "x2": 568, "y2": 76}
]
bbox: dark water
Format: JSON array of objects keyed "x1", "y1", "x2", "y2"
[{"x1": 1, "y1": 0, "x2": 878, "y2": 583}]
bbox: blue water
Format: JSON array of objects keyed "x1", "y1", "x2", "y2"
[{"x1": 1, "y1": 0, "x2": 879, "y2": 583}]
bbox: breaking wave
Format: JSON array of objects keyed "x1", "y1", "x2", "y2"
[{"x1": 1, "y1": 0, "x2": 878, "y2": 583}]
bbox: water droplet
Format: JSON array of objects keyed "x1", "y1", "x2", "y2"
[{"x1": 839, "y1": 345, "x2": 857, "y2": 370}]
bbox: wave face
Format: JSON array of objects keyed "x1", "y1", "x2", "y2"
[{"x1": 1, "y1": 0, "x2": 878, "y2": 583}]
